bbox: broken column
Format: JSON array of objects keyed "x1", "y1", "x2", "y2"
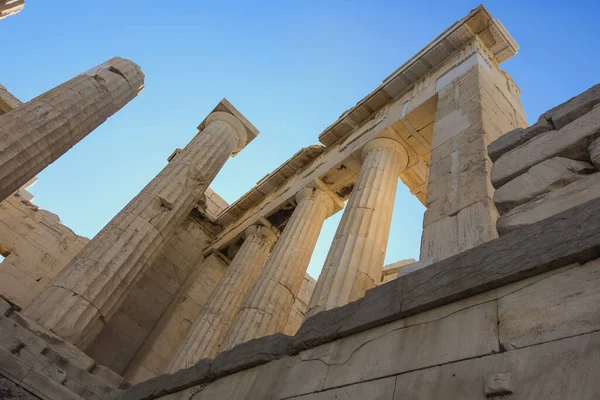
[
  {"x1": 0, "y1": 0, "x2": 24, "y2": 19},
  {"x1": 168, "y1": 224, "x2": 278, "y2": 371},
  {"x1": 24, "y1": 101, "x2": 258, "y2": 348},
  {"x1": 221, "y1": 184, "x2": 341, "y2": 350},
  {"x1": 306, "y1": 138, "x2": 408, "y2": 319},
  {"x1": 0, "y1": 57, "x2": 144, "y2": 202}
]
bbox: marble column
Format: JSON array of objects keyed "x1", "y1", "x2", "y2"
[
  {"x1": 0, "y1": 0, "x2": 24, "y2": 20},
  {"x1": 168, "y1": 224, "x2": 278, "y2": 371},
  {"x1": 306, "y1": 138, "x2": 408, "y2": 319},
  {"x1": 222, "y1": 185, "x2": 337, "y2": 350},
  {"x1": 24, "y1": 110, "x2": 250, "y2": 348},
  {"x1": 0, "y1": 57, "x2": 144, "y2": 202}
]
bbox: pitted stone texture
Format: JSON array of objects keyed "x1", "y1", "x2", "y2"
[
  {"x1": 492, "y1": 104, "x2": 600, "y2": 188},
  {"x1": 494, "y1": 157, "x2": 595, "y2": 214},
  {"x1": 168, "y1": 225, "x2": 277, "y2": 371},
  {"x1": 0, "y1": 0, "x2": 24, "y2": 20},
  {"x1": 497, "y1": 172, "x2": 600, "y2": 234},
  {"x1": 307, "y1": 138, "x2": 407, "y2": 318},
  {"x1": 0, "y1": 194, "x2": 89, "y2": 309},
  {"x1": 499, "y1": 258, "x2": 600, "y2": 350},
  {"x1": 488, "y1": 118, "x2": 554, "y2": 162},
  {"x1": 222, "y1": 187, "x2": 334, "y2": 351},
  {"x1": 25, "y1": 113, "x2": 245, "y2": 348},
  {"x1": 542, "y1": 83, "x2": 600, "y2": 130},
  {"x1": 0, "y1": 57, "x2": 144, "y2": 203}
]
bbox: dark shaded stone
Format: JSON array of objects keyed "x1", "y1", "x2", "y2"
[
  {"x1": 119, "y1": 359, "x2": 212, "y2": 400},
  {"x1": 211, "y1": 333, "x2": 295, "y2": 378},
  {"x1": 0, "y1": 376, "x2": 42, "y2": 400},
  {"x1": 295, "y1": 196, "x2": 600, "y2": 352}
]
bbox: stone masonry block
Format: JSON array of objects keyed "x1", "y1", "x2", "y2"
[
  {"x1": 492, "y1": 104, "x2": 600, "y2": 188},
  {"x1": 494, "y1": 156, "x2": 595, "y2": 214}
]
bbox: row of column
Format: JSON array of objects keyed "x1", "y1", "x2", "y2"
[
  {"x1": 15, "y1": 72, "x2": 409, "y2": 364},
  {"x1": 168, "y1": 137, "x2": 408, "y2": 371}
]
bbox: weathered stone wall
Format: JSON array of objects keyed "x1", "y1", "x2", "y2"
[
  {"x1": 490, "y1": 84, "x2": 600, "y2": 234},
  {"x1": 0, "y1": 193, "x2": 89, "y2": 308},
  {"x1": 420, "y1": 40, "x2": 527, "y2": 263},
  {"x1": 85, "y1": 215, "x2": 219, "y2": 374},
  {"x1": 123, "y1": 252, "x2": 229, "y2": 383},
  {"x1": 119, "y1": 191, "x2": 600, "y2": 399}
]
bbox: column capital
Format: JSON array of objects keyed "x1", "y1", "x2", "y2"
[
  {"x1": 296, "y1": 180, "x2": 344, "y2": 217},
  {"x1": 244, "y1": 224, "x2": 278, "y2": 245},
  {"x1": 198, "y1": 99, "x2": 260, "y2": 156},
  {"x1": 361, "y1": 137, "x2": 409, "y2": 172},
  {"x1": 205, "y1": 111, "x2": 248, "y2": 154}
]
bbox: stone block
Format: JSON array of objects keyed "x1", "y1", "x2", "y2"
[
  {"x1": 317, "y1": 302, "x2": 498, "y2": 390},
  {"x1": 290, "y1": 377, "x2": 396, "y2": 400},
  {"x1": 499, "y1": 258, "x2": 600, "y2": 350},
  {"x1": 0, "y1": 347, "x2": 32, "y2": 382},
  {"x1": 0, "y1": 376, "x2": 41, "y2": 400},
  {"x1": 393, "y1": 331, "x2": 600, "y2": 400},
  {"x1": 0, "y1": 297, "x2": 11, "y2": 316},
  {"x1": 488, "y1": 118, "x2": 554, "y2": 162},
  {"x1": 21, "y1": 368, "x2": 80, "y2": 400},
  {"x1": 491, "y1": 105, "x2": 600, "y2": 188},
  {"x1": 497, "y1": 172, "x2": 600, "y2": 234},
  {"x1": 543, "y1": 83, "x2": 600, "y2": 130},
  {"x1": 494, "y1": 156, "x2": 595, "y2": 213},
  {"x1": 484, "y1": 373, "x2": 513, "y2": 397}
]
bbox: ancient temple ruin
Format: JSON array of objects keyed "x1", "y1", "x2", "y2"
[{"x1": 1, "y1": 3, "x2": 600, "y2": 399}]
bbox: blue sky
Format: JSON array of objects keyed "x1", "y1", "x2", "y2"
[{"x1": 1, "y1": 1, "x2": 598, "y2": 278}]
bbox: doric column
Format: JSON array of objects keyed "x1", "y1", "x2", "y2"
[
  {"x1": 0, "y1": 57, "x2": 144, "y2": 202},
  {"x1": 222, "y1": 185, "x2": 339, "y2": 350},
  {"x1": 167, "y1": 224, "x2": 278, "y2": 371},
  {"x1": 306, "y1": 138, "x2": 408, "y2": 319},
  {"x1": 24, "y1": 108, "x2": 253, "y2": 348}
]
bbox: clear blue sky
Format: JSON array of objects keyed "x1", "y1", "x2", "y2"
[{"x1": 1, "y1": 1, "x2": 598, "y2": 279}]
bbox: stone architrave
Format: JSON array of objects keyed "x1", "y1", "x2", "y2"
[
  {"x1": 221, "y1": 185, "x2": 339, "y2": 350},
  {"x1": 167, "y1": 224, "x2": 278, "y2": 371},
  {"x1": 306, "y1": 138, "x2": 408, "y2": 319},
  {"x1": 0, "y1": 57, "x2": 144, "y2": 203},
  {"x1": 24, "y1": 109, "x2": 253, "y2": 348}
]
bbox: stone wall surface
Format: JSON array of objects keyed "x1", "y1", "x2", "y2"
[
  {"x1": 490, "y1": 82, "x2": 600, "y2": 234},
  {"x1": 118, "y1": 194, "x2": 600, "y2": 400},
  {"x1": 86, "y1": 216, "x2": 217, "y2": 375},
  {"x1": 0, "y1": 193, "x2": 89, "y2": 308},
  {"x1": 420, "y1": 41, "x2": 527, "y2": 263}
]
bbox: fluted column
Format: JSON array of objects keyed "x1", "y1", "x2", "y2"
[
  {"x1": 168, "y1": 224, "x2": 278, "y2": 371},
  {"x1": 0, "y1": 57, "x2": 144, "y2": 202},
  {"x1": 0, "y1": 0, "x2": 24, "y2": 20},
  {"x1": 24, "y1": 110, "x2": 250, "y2": 348},
  {"x1": 222, "y1": 186, "x2": 336, "y2": 350},
  {"x1": 306, "y1": 138, "x2": 408, "y2": 319}
]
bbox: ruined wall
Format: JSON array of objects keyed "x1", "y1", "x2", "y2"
[
  {"x1": 0, "y1": 193, "x2": 89, "y2": 308},
  {"x1": 490, "y1": 84, "x2": 600, "y2": 234},
  {"x1": 420, "y1": 40, "x2": 527, "y2": 262}
]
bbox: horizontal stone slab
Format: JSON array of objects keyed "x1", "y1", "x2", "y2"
[
  {"x1": 491, "y1": 104, "x2": 600, "y2": 188},
  {"x1": 294, "y1": 195, "x2": 600, "y2": 350}
]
